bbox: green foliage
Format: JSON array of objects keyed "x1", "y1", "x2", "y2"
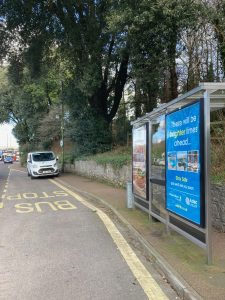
[
  {"x1": 0, "y1": 0, "x2": 130, "y2": 125},
  {"x1": 205, "y1": 0, "x2": 225, "y2": 72},
  {"x1": 211, "y1": 172, "x2": 225, "y2": 184},
  {"x1": 36, "y1": 105, "x2": 62, "y2": 148},
  {"x1": 76, "y1": 147, "x2": 131, "y2": 170},
  {"x1": 108, "y1": 0, "x2": 202, "y2": 112},
  {"x1": 0, "y1": 0, "x2": 225, "y2": 161},
  {"x1": 62, "y1": 153, "x2": 75, "y2": 165},
  {"x1": 68, "y1": 107, "x2": 112, "y2": 156},
  {"x1": 7, "y1": 57, "x2": 24, "y2": 85},
  {"x1": 19, "y1": 142, "x2": 37, "y2": 166},
  {"x1": 41, "y1": 140, "x2": 52, "y2": 151},
  {"x1": 0, "y1": 1, "x2": 132, "y2": 154},
  {"x1": 94, "y1": 153, "x2": 131, "y2": 169},
  {"x1": 113, "y1": 98, "x2": 131, "y2": 145},
  {"x1": 0, "y1": 54, "x2": 63, "y2": 147}
]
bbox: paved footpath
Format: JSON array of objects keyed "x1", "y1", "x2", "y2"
[{"x1": 55, "y1": 173, "x2": 225, "y2": 300}]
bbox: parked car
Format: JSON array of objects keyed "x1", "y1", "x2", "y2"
[
  {"x1": 27, "y1": 151, "x2": 59, "y2": 179},
  {"x1": 4, "y1": 155, "x2": 13, "y2": 164}
]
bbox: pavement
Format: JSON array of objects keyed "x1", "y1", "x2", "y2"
[
  {"x1": 6, "y1": 164, "x2": 225, "y2": 300},
  {"x1": 54, "y1": 172, "x2": 225, "y2": 300}
]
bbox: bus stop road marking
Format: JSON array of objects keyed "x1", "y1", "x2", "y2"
[
  {"x1": 49, "y1": 179, "x2": 169, "y2": 300},
  {"x1": 0, "y1": 172, "x2": 10, "y2": 209}
]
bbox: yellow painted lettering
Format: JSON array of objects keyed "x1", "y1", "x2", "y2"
[
  {"x1": 7, "y1": 194, "x2": 22, "y2": 201},
  {"x1": 39, "y1": 192, "x2": 54, "y2": 198},
  {"x1": 23, "y1": 193, "x2": 38, "y2": 199},
  {"x1": 53, "y1": 191, "x2": 69, "y2": 197},
  {"x1": 15, "y1": 203, "x2": 34, "y2": 213},
  {"x1": 54, "y1": 200, "x2": 77, "y2": 210},
  {"x1": 35, "y1": 202, "x2": 58, "y2": 212}
]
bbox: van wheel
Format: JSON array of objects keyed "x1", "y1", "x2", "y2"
[{"x1": 30, "y1": 174, "x2": 35, "y2": 179}]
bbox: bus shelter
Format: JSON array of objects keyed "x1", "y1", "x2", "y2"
[{"x1": 131, "y1": 82, "x2": 225, "y2": 263}]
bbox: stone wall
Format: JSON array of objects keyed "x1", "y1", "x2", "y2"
[
  {"x1": 64, "y1": 161, "x2": 225, "y2": 232},
  {"x1": 64, "y1": 160, "x2": 132, "y2": 188},
  {"x1": 211, "y1": 184, "x2": 225, "y2": 232}
]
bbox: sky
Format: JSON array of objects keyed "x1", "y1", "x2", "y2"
[{"x1": 0, "y1": 123, "x2": 18, "y2": 149}]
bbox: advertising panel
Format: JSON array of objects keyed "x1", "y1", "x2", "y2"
[
  {"x1": 132, "y1": 125, "x2": 147, "y2": 200},
  {"x1": 151, "y1": 115, "x2": 165, "y2": 180},
  {"x1": 166, "y1": 101, "x2": 204, "y2": 226}
]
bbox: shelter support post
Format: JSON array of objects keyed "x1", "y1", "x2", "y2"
[{"x1": 204, "y1": 91, "x2": 212, "y2": 265}]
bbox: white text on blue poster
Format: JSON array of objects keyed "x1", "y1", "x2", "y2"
[{"x1": 166, "y1": 102, "x2": 201, "y2": 225}]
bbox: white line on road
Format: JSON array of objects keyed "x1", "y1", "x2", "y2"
[{"x1": 10, "y1": 169, "x2": 26, "y2": 173}]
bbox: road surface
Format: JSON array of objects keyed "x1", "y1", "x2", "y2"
[{"x1": 0, "y1": 163, "x2": 179, "y2": 300}]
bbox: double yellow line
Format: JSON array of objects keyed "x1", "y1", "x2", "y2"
[{"x1": 0, "y1": 169, "x2": 11, "y2": 209}]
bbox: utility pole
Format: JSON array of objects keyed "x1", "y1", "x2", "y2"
[{"x1": 61, "y1": 81, "x2": 65, "y2": 173}]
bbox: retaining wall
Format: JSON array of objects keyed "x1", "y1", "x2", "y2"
[
  {"x1": 64, "y1": 161, "x2": 225, "y2": 232},
  {"x1": 64, "y1": 160, "x2": 132, "y2": 188},
  {"x1": 211, "y1": 184, "x2": 225, "y2": 232}
]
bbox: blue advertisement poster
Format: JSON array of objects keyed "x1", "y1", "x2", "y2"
[{"x1": 166, "y1": 101, "x2": 203, "y2": 226}]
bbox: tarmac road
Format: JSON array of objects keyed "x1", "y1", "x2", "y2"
[{"x1": 0, "y1": 165, "x2": 180, "y2": 300}]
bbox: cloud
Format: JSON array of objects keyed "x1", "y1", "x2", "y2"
[{"x1": 0, "y1": 123, "x2": 18, "y2": 148}]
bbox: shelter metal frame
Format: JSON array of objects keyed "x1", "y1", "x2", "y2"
[{"x1": 131, "y1": 83, "x2": 225, "y2": 264}]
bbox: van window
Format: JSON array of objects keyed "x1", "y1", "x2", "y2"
[{"x1": 32, "y1": 152, "x2": 55, "y2": 162}]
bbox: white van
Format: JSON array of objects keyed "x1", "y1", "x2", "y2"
[{"x1": 27, "y1": 151, "x2": 59, "y2": 179}]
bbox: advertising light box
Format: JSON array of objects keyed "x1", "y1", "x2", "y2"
[
  {"x1": 165, "y1": 101, "x2": 204, "y2": 226},
  {"x1": 132, "y1": 125, "x2": 147, "y2": 200}
]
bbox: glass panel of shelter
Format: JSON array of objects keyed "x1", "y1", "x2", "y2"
[{"x1": 149, "y1": 115, "x2": 166, "y2": 219}]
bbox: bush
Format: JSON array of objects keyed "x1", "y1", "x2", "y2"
[
  {"x1": 75, "y1": 146, "x2": 131, "y2": 169},
  {"x1": 19, "y1": 142, "x2": 38, "y2": 166},
  {"x1": 68, "y1": 108, "x2": 112, "y2": 156}
]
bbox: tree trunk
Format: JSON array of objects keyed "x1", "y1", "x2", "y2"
[
  {"x1": 169, "y1": 62, "x2": 178, "y2": 101},
  {"x1": 89, "y1": 51, "x2": 129, "y2": 124}
]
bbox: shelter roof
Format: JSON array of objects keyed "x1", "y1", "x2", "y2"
[{"x1": 132, "y1": 82, "x2": 225, "y2": 127}]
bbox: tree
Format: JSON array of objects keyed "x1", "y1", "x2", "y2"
[
  {"x1": 36, "y1": 105, "x2": 62, "y2": 149},
  {"x1": 0, "y1": 58, "x2": 60, "y2": 146},
  {"x1": 0, "y1": 1, "x2": 133, "y2": 153},
  {"x1": 109, "y1": 0, "x2": 201, "y2": 110},
  {"x1": 1, "y1": 0, "x2": 223, "y2": 156},
  {"x1": 205, "y1": 0, "x2": 225, "y2": 75},
  {"x1": 0, "y1": 1, "x2": 129, "y2": 125}
]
